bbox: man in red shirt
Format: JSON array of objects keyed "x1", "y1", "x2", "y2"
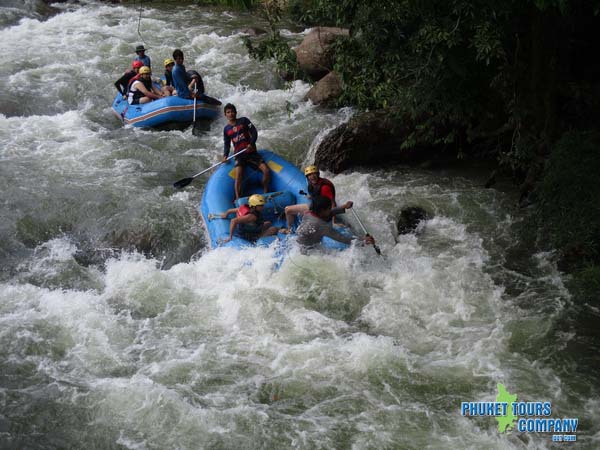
[
  {"x1": 282, "y1": 165, "x2": 340, "y2": 232},
  {"x1": 222, "y1": 103, "x2": 270, "y2": 200}
]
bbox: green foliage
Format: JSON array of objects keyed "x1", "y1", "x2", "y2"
[
  {"x1": 244, "y1": 1, "x2": 304, "y2": 80},
  {"x1": 244, "y1": 31, "x2": 302, "y2": 80},
  {"x1": 537, "y1": 131, "x2": 600, "y2": 263},
  {"x1": 250, "y1": 0, "x2": 600, "y2": 176}
]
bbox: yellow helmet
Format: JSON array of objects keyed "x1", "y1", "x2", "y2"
[
  {"x1": 248, "y1": 194, "x2": 266, "y2": 207},
  {"x1": 139, "y1": 66, "x2": 151, "y2": 75},
  {"x1": 304, "y1": 165, "x2": 319, "y2": 176},
  {"x1": 163, "y1": 58, "x2": 174, "y2": 67}
]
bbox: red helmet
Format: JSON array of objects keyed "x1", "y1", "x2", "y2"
[{"x1": 132, "y1": 60, "x2": 144, "y2": 69}]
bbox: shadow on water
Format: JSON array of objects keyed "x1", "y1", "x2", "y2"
[{"x1": 149, "y1": 118, "x2": 214, "y2": 135}]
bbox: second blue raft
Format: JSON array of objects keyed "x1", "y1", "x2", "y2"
[{"x1": 111, "y1": 92, "x2": 221, "y2": 128}]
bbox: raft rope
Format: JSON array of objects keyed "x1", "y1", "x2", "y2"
[{"x1": 137, "y1": 0, "x2": 148, "y2": 49}]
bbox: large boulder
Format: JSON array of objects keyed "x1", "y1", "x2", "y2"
[
  {"x1": 314, "y1": 110, "x2": 456, "y2": 173},
  {"x1": 305, "y1": 71, "x2": 343, "y2": 105},
  {"x1": 293, "y1": 27, "x2": 349, "y2": 81},
  {"x1": 397, "y1": 206, "x2": 431, "y2": 235}
]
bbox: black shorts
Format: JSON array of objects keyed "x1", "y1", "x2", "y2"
[{"x1": 235, "y1": 151, "x2": 264, "y2": 170}]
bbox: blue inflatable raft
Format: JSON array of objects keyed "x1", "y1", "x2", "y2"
[
  {"x1": 198, "y1": 150, "x2": 353, "y2": 251},
  {"x1": 111, "y1": 92, "x2": 221, "y2": 128}
]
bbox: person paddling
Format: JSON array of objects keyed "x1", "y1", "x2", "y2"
[
  {"x1": 222, "y1": 103, "x2": 270, "y2": 201},
  {"x1": 171, "y1": 49, "x2": 204, "y2": 99},
  {"x1": 282, "y1": 165, "x2": 339, "y2": 232},
  {"x1": 219, "y1": 194, "x2": 278, "y2": 243},
  {"x1": 296, "y1": 195, "x2": 375, "y2": 251}
]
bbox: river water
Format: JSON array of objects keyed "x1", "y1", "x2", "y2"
[{"x1": 1, "y1": 1, "x2": 598, "y2": 449}]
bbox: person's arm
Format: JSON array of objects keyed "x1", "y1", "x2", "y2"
[
  {"x1": 243, "y1": 117, "x2": 258, "y2": 145},
  {"x1": 222, "y1": 217, "x2": 239, "y2": 243},
  {"x1": 134, "y1": 81, "x2": 161, "y2": 100},
  {"x1": 188, "y1": 78, "x2": 197, "y2": 93},
  {"x1": 321, "y1": 223, "x2": 353, "y2": 245},
  {"x1": 220, "y1": 207, "x2": 237, "y2": 218},
  {"x1": 329, "y1": 202, "x2": 353, "y2": 217},
  {"x1": 223, "y1": 126, "x2": 231, "y2": 160},
  {"x1": 151, "y1": 84, "x2": 163, "y2": 97},
  {"x1": 223, "y1": 214, "x2": 255, "y2": 242},
  {"x1": 114, "y1": 74, "x2": 126, "y2": 95}
]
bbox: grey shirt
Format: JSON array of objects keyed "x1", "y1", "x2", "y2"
[{"x1": 296, "y1": 207, "x2": 354, "y2": 248}]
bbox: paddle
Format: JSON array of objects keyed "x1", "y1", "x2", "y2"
[
  {"x1": 172, "y1": 147, "x2": 248, "y2": 189},
  {"x1": 193, "y1": 82, "x2": 197, "y2": 125},
  {"x1": 350, "y1": 208, "x2": 383, "y2": 256},
  {"x1": 191, "y1": 80, "x2": 202, "y2": 136}
]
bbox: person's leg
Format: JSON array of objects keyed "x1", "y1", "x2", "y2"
[
  {"x1": 139, "y1": 96, "x2": 152, "y2": 104},
  {"x1": 283, "y1": 203, "x2": 308, "y2": 230},
  {"x1": 259, "y1": 162, "x2": 270, "y2": 193},
  {"x1": 260, "y1": 222, "x2": 279, "y2": 237},
  {"x1": 234, "y1": 165, "x2": 244, "y2": 201}
]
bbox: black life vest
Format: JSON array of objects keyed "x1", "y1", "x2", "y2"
[
  {"x1": 127, "y1": 77, "x2": 154, "y2": 104},
  {"x1": 164, "y1": 70, "x2": 173, "y2": 87},
  {"x1": 126, "y1": 73, "x2": 141, "y2": 92}
]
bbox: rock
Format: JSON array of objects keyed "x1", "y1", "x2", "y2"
[
  {"x1": 314, "y1": 110, "x2": 455, "y2": 173},
  {"x1": 397, "y1": 207, "x2": 431, "y2": 234},
  {"x1": 305, "y1": 71, "x2": 343, "y2": 105},
  {"x1": 293, "y1": 27, "x2": 349, "y2": 81}
]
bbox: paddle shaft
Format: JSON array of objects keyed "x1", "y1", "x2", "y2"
[
  {"x1": 350, "y1": 208, "x2": 382, "y2": 256},
  {"x1": 172, "y1": 147, "x2": 248, "y2": 189},
  {"x1": 192, "y1": 81, "x2": 197, "y2": 123}
]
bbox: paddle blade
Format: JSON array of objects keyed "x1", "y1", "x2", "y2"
[{"x1": 173, "y1": 177, "x2": 193, "y2": 189}]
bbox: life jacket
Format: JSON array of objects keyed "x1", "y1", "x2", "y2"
[
  {"x1": 236, "y1": 204, "x2": 253, "y2": 218},
  {"x1": 126, "y1": 73, "x2": 141, "y2": 92},
  {"x1": 308, "y1": 177, "x2": 336, "y2": 201},
  {"x1": 127, "y1": 77, "x2": 153, "y2": 104},
  {"x1": 236, "y1": 204, "x2": 263, "y2": 237}
]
